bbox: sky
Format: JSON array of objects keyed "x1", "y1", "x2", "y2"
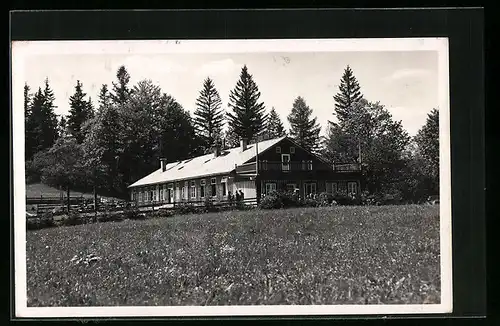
[{"x1": 22, "y1": 49, "x2": 439, "y2": 137}]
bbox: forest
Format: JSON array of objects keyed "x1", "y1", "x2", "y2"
[{"x1": 24, "y1": 64, "x2": 439, "y2": 203}]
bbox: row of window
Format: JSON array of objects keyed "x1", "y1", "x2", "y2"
[
  {"x1": 263, "y1": 181, "x2": 358, "y2": 196},
  {"x1": 132, "y1": 177, "x2": 229, "y2": 203}
]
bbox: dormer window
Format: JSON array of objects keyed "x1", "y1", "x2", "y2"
[{"x1": 276, "y1": 146, "x2": 281, "y2": 153}]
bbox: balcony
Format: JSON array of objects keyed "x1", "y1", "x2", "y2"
[{"x1": 333, "y1": 163, "x2": 362, "y2": 172}]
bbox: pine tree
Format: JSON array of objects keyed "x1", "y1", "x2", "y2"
[
  {"x1": 287, "y1": 96, "x2": 321, "y2": 153},
  {"x1": 333, "y1": 65, "x2": 364, "y2": 123},
  {"x1": 97, "y1": 84, "x2": 111, "y2": 111},
  {"x1": 227, "y1": 65, "x2": 267, "y2": 141},
  {"x1": 86, "y1": 96, "x2": 95, "y2": 120},
  {"x1": 193, "y1": 77, "x2": 225, "y2": 151},
  {"x1": 111, "y1": 65, "x2": 132, "y2": 105},
  {"x1": 67, "y1": 80, "x2": 94, "y2": 143},
  {"x1": 24, "y1": 83, "x2": 36, "y2": 160},
  {"x1": 265, "y1": 107, "x2": 286, "y2": 139},
  {"x1": 223, "y1": 126, "x2": 240, "y2": 149},
  {"x1": 24, "y1": 83, "x2": 32, "y2": 121},
  {"x1": 27, "y1": 79, "x2": 59, "y2": 154},
  {"x1": 58, "y1": 115, "x2": 68, "y2": 138},
  {"x1": 414, "y1": 108, "x2": 439, "y2": 191}
]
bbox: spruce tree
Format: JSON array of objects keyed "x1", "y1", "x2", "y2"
[
  {"x1": 111, "y1": 65, "x2": 132, "y2": 105},
  {"x1": 37, "y1": 79, "x2": 59, "y2": 150},
  {"x1": 265, "y1": 107, "x2": 286, "y2": 139},
  {"x1": 287, "y1": 96, "x2": 321, "y2": 153},
  {"x1": 227, "y1": 65, "x2": 267, "y2": 141},
  {"x1": 97, "y1": 84, "x2": 111, "y2": 111},
  {"x1": 333, "y1": 65, "x2": 364, "y2": 123},
  {"x1": 58, "y1": 115, "x2": 68, "y2": 138},
  {"x1": 67, "y1": 80, "x2": 94, "y2": 143},
  {"x1": 414, "y1": 108, "x2": 439, "y2": 183},
  {"x1": 24, "y1": 83, "x2": 35, "y2": 160},
  {"x1": 24, "y1": 83, "x2": 32, "y2": 121},
  {"x1": 193, "y1": 77, "x2": 225, "y2": 151}
]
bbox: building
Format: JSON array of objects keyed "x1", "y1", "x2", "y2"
[{"x1": 128, "y1": 136, "x2": 363, "y2": 206}]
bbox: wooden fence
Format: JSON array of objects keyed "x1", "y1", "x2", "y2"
[{"x1": 131, "y1": 197, "x2": 259, "y2": 212}]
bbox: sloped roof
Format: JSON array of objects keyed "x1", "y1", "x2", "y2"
[{"x1": 128, "y1": 136, "x2": 286, "y2": 188}]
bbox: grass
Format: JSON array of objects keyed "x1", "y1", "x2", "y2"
[{"x1": 26, "y1": 205, "x2": 440, "y2": 306}]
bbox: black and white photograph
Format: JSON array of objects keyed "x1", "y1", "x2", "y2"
[{"x1": 12, "y1": 38, "x2": 452, "y2": 317}]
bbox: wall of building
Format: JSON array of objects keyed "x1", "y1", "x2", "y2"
[
  {"x1": 130, "y1": 173, "x2": 239, "y2": 205},
  {"x1": 251, "y1": 138, "x2": 331, "y2": 170}
]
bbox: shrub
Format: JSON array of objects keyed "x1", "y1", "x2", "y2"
[
  {"x1": 258, "y1": 191, "x2": 282, "y2": 209},
  {"x1": 124, "y1": 207, "x2": 146, "y2": 220},
  {"x1": 99, "y1": 212, "x2": 125, "y2": 223},
  {"x1": 317, "y1": 192, "x2": 336, "y2": 207},
  {"x1": 148, "y1": 209, "x2": 174, "y2": 219},
  {"x1": 302, "y1": 198, "x2": 319, "y2": 207},
  {"x1": 26, "y1": 213, "x2": 55, "y2": 230},
  {"x1": 61, "y1": 211, "x2": 87, "y2": 226},
  {"x1": 174, "y1": 203, "x2": 199, "y2": 215}
]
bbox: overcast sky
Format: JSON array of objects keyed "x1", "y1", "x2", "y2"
[{"x1": 23, "y1": 50, "x2": 439, "y2": 136}]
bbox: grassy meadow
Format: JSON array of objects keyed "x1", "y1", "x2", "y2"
[{"x1": 26, "y1": 205, "x2": 441, "y2": 306}]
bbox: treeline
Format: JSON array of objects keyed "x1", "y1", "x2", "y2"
[{"x1": 25, "y1": 64, "x2": 439, "y2": 203}]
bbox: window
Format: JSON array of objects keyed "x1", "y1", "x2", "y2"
[
  {"x1": 286, "y1": 184, "x2": 296, "y2": 192},
  {"x1": 152, "y1": 187, "x2": 157, "y2": 202},
  {"x1": 348, "y1": 182, "x2": 358, "y2": 195},
  {"x1": 176, "y1": 184, "x2": 180, "y2": 200},
  {"x1": 290, "y1": 146, "x2": 295, "y2": 154},
  {"x1": 261, "y1": 160, "x2": 268, "y2": 170},
  {"x1": 307, "y1": 160, "x2": 313, "y2": 171},
  {"x1": 304, "y1": 182, "x2": 317, "y2": 196},
  {"x1": 190, "y1": 181, "x2": 197, "y2": 198},
  {"x1": 200, "y1": 179, "x2": 206, "y2": 198},
  {"x1": 138, "y1": 191, "x2": 142, "y2": 202},
  {"x1": 211, "y1": 178, "x2": 217, "y2": 197},
  {"x1": 326, "y1": 182, "x2": 338, "y2": 194},
  {"x1": 276, "y1": 146, "x2": 281, "y2": 153},
  {"x1": 302, "y1": 160, "x2": 307, "y2": 170},
  {"x1": 221, "y1": 177, "x2": 228, "y2": 197},
  {"x1": 281, "y1": 154, "x2": 290, "y2": 171},
  {"x1": 183, "y1": 181, "x2": 188, "y2": 200},
  {"x1": 265, "y1": 182, "x2": 277, "y2": 194}
]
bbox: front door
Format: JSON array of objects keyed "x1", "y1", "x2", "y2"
[
  {"x1": 167, "y1": 188, "x2": 173, "y2": 203},
  {"x1": 281, "y1": 154, "x2": 290, "y2": 171}
]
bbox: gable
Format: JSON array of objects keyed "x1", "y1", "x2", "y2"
[{"x1": 245, "y1": 138, "x2": 330, "y2": 168}]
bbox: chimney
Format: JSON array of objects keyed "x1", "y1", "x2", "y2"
[
  {"x1": 160, "y1": 158, "x2": 167, "y2": 172},
  {"x1": 240, "y1": 138, "x2": 248, "y2": 152},
  {"x1": 213, "y1": 146, "x2": 221, "y2": 158}
]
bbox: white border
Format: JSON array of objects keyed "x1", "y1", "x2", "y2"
[{"x1": 12, "y1": 38, "x2": 452, "y2": 318}]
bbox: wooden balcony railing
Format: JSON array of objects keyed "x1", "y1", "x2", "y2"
[
  {"x1": 235, "y1": 161, "x2": 362, "y2": 174},
  {"x1": 333, "y1": 163, "x2": 362, "y2": 172}
]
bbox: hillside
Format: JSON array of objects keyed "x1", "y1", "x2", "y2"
[{"x1": 26, "y1": 183, "x2": 121, "y2": 201}]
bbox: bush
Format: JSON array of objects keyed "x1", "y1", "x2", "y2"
[
  {"x1": 317, "y1": 192, "x2": 336, "y2": 207},
  {"x1": 258, "y1": 191, "x2": 301, "y2": 209},
  {"x1": 124, "y1": 207, "x2": 146, "y2": 220},
  {"x1": 98, "y1": 212, "x2": 125, "y2": 223},
  {"x1": 174, "y1": 203, "x2": 199, "y2": 215},
  {"x1": 148, "y1": 209, "x2": 174, "y2": 219},
  {"x1": 26, "y1": 213, "x2": 55, "y2": 230},
  {"x1": 258, "y1": 192, "x2": 282, "y2": 209},
  {"x1": 61, "y1": 211, "x2": 87, "y2": 226}
]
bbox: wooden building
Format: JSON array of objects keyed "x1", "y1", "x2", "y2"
[{"x1": 128, "y1": 136, "x2": 363, "y2": 206}]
